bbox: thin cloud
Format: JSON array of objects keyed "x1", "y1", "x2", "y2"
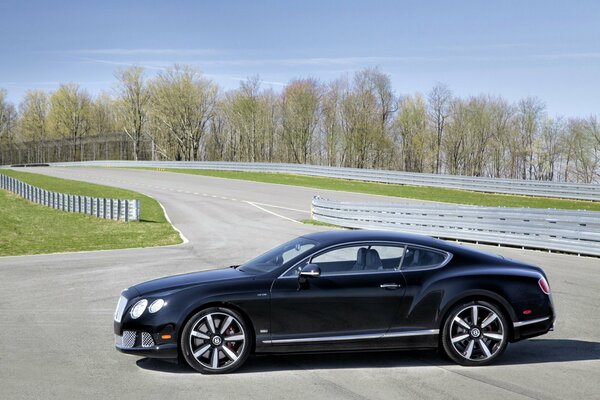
[
  {"x1": 79, "y1": 57, "x2": 168, "y2": 71},
  {"x1": 64, "y1": 48, "x2": 223, "y2": 56},
  {"x1": 78, "y1": 52, "x2": 600, "y2": 74},
  {"x1": 531, "y1": 52, "x2": 600, "y2": 61}
]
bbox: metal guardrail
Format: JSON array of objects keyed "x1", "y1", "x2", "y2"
[
  {"x1": 311, "y1": 196, "x2": 600, "y2": 257},
  {"x1": 0, "y1": 174, "x2": 140, "y2": 221},
  {"x1": 37, "y1": 160, "x2": 600, "y2": 201}
]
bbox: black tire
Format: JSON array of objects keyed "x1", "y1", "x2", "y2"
[
  {"x1": 181, "y1": 307, "x2": 251, "y2": 374},
  {"x1": 441, "y1": 300, "x2": 509, "y2": 366}
]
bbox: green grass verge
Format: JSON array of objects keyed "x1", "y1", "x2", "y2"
[
  {"x1": 0, "y1": 169, "x2": 182, "y2": 256},
  {"x1": 300, "y1": 218, "x2": 343, "y2": 228},
  {"x1": 133, "y1": 168, "x2": 600, "y2": 211}
]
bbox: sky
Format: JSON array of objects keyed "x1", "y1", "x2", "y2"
[{"x1": 0, "y1": 0, "x2": 599, "y2": 117}]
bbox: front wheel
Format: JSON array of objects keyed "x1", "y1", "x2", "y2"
[
  {"x1": 181, "y1": 307, "x2": 251, "y2": 374},
  {"x1": 441, "y1": 301, "x2": 509, "y2": 366}
]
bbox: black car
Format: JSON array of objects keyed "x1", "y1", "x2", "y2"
[{"x1": 114, "y1": 230, "x2": 555, "y2": 374}]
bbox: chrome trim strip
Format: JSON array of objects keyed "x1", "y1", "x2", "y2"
[
  {"x1": 513, "y1": 316, "x2": 550, "y2": 328},
  {"x1": 262, "y1": 329, "x2": 439, "y2": 344},
  {"x1": 384, "y1": 329, "x2": 439, "y2": 338}
]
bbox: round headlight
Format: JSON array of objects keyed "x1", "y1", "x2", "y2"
[
  {"x1": 148, "y1": 299, "x2": 165, "y2": 313},
  {"x1": 130, "y1": 299, "x2": 148, "y2": 319}
]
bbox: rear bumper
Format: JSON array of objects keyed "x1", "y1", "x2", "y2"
[{"x1": 512, "y1": 315, "x2": 555, "y2": 341}]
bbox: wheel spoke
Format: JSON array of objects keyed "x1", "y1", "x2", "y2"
[
  {"x1": 472, "y1": 306, "x2": 478, "y2": 326},
  {"x1": 224, "y1": 334, "x2": 245, "y2": 342},
  {"x1": 211, "y1": 348, "x2": 220, "y2": 368},
  {"x1": 481, "y1": 313, "x2": 498, "y2": 328},
  {"x1": 222, "y1": 346, "x2": 239, "y2": 362},
  {"x1": 193, "y1": 344, "x2": 211, "y2": 359},
  {"x1": 451, "y1": 334, "x2": 469, "y2": 343},
  {"x1": 220, "y1": 316, "x2": 233, "y2": 334},
  {"x1": 479, "y1": 339, "x2": 492, "y2": 358},
  {"x1": 464, "y1": 339, "x2": 475, "y2": 359},
  {"x1": 483, "y1": 332, "x2": 503, "y2": 341},
  {"x1": 206, "y1": 314, "x2": 216, "y2": 334},
  {"x1": 454, "y1": 316, "x2": 471, "y2": 330},
  {"x1": 191, "y1": 331, "x2": 210, "y2": 340}
]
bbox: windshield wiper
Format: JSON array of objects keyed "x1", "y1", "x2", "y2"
[{"x1": 229, "y1": 264, "x2": 240, "y2": 269}]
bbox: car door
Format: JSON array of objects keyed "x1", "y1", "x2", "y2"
[
  {"x1": 388, "y1": 245, "x2": 452, "y2": 332},
  {"x1": 268, "y1": 243, "x2": 407, "y2": 343}
]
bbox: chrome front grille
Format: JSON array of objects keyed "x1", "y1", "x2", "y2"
[
  {"x1": 141, "y1": 332, "x2": 155, "y2": 347},
  {"x1": 116, "y1": 330, "x2": 137, "y2": 348},
  {"x1": 115, "y1": 331, "x2": 154, "y2": 349}
]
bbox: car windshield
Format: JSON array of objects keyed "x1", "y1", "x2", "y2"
[{"x1": 238, "y1": 237, "x2": 318, "y2": 274}]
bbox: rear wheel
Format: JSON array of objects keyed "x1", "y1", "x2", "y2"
[
  {"x1": 442, "y1": 301, "x2": 508, "y2": 366},
  {"x1": 181, "y1": 307, "x2": 250, "y2": 374}
]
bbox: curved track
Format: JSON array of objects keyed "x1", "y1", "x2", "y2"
[{"x1": 0, "y1": 167, "x2": 599, "y2": 400}]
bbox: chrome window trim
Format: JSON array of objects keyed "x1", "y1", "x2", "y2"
[
  {"x1": 513, "y1": 316, "x2": 550, "y2": 328},
  {"x1": 277, "y1": 240, "x2": 452, "y2": 279},
  {"x1": 400, "y1": 244, "x2": 453, "y2": 272},
  {"x1": 262, "y1": 329, "x2": 440, "y2": 344}
]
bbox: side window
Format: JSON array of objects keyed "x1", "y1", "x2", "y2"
[
  {"x1": 312, "y1": 245, "x2": 365, "y2": 275},
  {"x1": 283, "y1": 244, "x2": 406, "y2": 277},
  {"x1": 370, "y1": 245, "x2": 406, "y2": 270},
  {"x1": 401, "y1": 246, "x2": 447, "y2": 270}
]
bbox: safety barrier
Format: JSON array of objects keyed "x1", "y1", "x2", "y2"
[
  {"x1": 0, "y1": 173, "x2": 140, "y2": 221},
  {"x1": 311, "y1": 196, "x2": 600, "y2": 257},
  {"x1": 36, "y1": 160, "x2": 600, "y2": 201}
]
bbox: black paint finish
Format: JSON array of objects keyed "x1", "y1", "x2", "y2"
[{"x1": 114, "y1": 230, "x2": 555, "y2": 359}]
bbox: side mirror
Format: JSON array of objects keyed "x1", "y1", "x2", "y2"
[{"x1": 299, "y1": 263, "x2": 321, "y2": 278}]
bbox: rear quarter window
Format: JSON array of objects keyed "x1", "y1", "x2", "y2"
[{"x1": 401, "y1": 246, "x2": 448, "y2": 270}]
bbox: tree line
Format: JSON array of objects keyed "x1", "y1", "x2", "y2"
[{"x1": 0, "y1": 65, "x2": 598, "y2": 183}]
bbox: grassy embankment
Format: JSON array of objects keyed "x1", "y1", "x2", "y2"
[
  {"x1": 134, "y1": 167, "x2": 600, "y2": 212},
  {"x1": 0, "y1": 169, "x2": 181, "y2": 256}
]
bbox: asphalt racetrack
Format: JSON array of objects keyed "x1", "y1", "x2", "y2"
[{"x1": 1, "y1": 167, "x2": 599, "y2": 399}]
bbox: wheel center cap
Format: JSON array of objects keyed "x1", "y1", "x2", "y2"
[
  {"x1": 212, "y1": 336, "x2": 222, "y2": 346},
  {"x1": 470, "y1": 327, "x2": 481, "y2": 338}
]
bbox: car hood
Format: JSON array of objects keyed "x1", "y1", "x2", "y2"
[{"x1": 131, "y1": 267, "x2": 247, "y2": 296}]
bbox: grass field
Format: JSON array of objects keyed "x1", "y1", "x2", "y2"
[
  {"x1": 134, "y1": 168, "x2": 600, "y2": 211},
  {"x1": 0, "y1": 169, "x2": 181, "y2": 256}
]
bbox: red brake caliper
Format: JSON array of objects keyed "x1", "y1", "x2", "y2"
[{"x1": 226, "y1": 326, "x2": 236, "y2": 349}]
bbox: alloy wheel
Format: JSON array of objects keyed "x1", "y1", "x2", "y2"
[
  {"x1": 186, "y1": 310, "x2": 247, "y2": 372},
  {"x1": 448, "y1": 304, "x2": 506, "y2": 362}
]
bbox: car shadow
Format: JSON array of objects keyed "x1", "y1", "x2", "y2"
[{"x1": 135, "y1": 339, "x2": 600, "y2": 374}]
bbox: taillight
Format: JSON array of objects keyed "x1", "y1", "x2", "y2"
[{"x1": 538, "y1": 277, "x2": 550, "y2": 295}]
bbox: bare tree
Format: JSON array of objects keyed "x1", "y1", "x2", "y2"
[
  {"x1": 47, "y1": 83, "x2": 92, "y2": 161},
  {"x1": 428, "y1": 82, "x2": 452, "y2": 173},
  {"x1": 0, "y1": 89, "x2": 18, "y2": 164},
  {"x1": 150, "y1": 65, "x2": 218, "y2": 161},
  {"x1": 19, "y1": 90, "x2": 50, "y2": 162},
  {"x1": 115, "y1": 67, "x2": 151, "y2": 160},
  {"x1": 517, "y1": 97, "x2": 545, "y2": 179},
  {"x1": 281, "y1": 78, "x2": 321, "y2": 164},
  {"x1": 394, "y1": 94, "x2": 430, "y2": 172}
]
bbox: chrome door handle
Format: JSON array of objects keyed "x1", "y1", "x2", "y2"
[{"x1": 380, "y1": 283, "x2": 402, "y2": 290}]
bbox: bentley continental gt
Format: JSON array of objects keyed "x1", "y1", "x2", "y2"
[{"x1": 114, "y1": 230, "x2": 555, "y2": 374}]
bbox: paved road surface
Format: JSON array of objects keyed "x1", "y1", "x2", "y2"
[{"x1": 1, "y1": 167, "x2": 599, "y2": 400}]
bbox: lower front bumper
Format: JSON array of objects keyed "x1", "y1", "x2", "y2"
[
  {"x1": 115, "y1": 331, "x2": 178, "y2": 359},
  {"x1": 116, "y1": 343, "x2": 179, "y2": 359}
]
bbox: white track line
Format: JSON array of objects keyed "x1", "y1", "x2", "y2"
[
  {"x1": 157, "y1": 200, "x2": 189, "y2": 244},
  {"x1": 243, "y1": 201, "x2": 302, "y2": 224},
  {"x1": 245, "y1": 201, "x2": 309, "y2": 213}
]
